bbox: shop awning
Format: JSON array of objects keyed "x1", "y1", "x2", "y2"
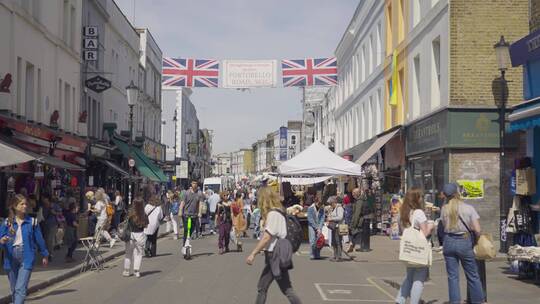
[
  {"x1": 28, "y1": 152, "x2": 85, "y2": 171},
  {"x1": 0, "y1": 140, "x2": 36, "y2": 167},
  {"x1": 112, "y1": 138, "x2": 168, "y2": 183},
  {"x1": 509, "y1": 97, "x2": 540, "y2": 132},
  {"x1": 282, "y1": 176, "x2": 333, "y2": 185},
  {"x1": 356, "y1": 129, "x2": 400, "y2": 167},
  {"x1": 100, "y1": 159, "x2": 129, "y2": 177}
]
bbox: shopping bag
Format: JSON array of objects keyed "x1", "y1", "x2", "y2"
[
  {"x1": 316, "y1": 233, "x2": 325, "y2": 249},
  {"x1": 322, "y1": 225, "x2": 331, "y2": 246},
  {"x1": 474, "y1": 234, "x2": 496, "y2": 260},
  {"x1": 338, "y1": 224, "x2": 349, "y2": 236},
  {"x1": 399, "y1": 227, "x2": 432, "y2": 266}
]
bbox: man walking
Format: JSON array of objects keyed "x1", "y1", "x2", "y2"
[
  {"x1": 180, "y1": 180, "x2": 204, "y2": 246},
  {"x1": 348, "y1": 188, "x2": 372, "y2": 252},
  {"x1": 207, "y1": 190, "x2": 220, "y2": 235}
]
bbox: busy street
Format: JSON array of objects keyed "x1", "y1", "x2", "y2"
[{"x1": 2, "y1": 0, "x2": 540, "y2": 303}]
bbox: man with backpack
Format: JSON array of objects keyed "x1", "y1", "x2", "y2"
[{"x1": 246, "y1": 187, "x2": 302, "y2": 304}]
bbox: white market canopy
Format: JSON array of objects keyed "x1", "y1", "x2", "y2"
[
  {"x1": 282, "y1": 175, "x2": 333, "y2": 185},
  {"x1": 0, "y1": 140, "x2": 35, "y2": 167},
  {"x1": 278, "y1": 141, "x2": 363, "y2": 176}
]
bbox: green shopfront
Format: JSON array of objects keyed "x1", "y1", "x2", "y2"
[{"x1": 406, "y1": 109, "x2": 504, "y2": 240}]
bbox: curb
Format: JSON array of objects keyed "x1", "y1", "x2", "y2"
[{"x1": 0, "y1": 231, "x2": 171, "y2": 304}]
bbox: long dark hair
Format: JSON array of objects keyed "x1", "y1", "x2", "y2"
[
  {"x1": 129, "y1": 197, "x2": 148, "y2": 228},
  {"x1": 400, "y1": 187, "x2": 424, "y2": 228},
  {"x1": 7, "y1": 194, "x2": 27, "y2": 234}
]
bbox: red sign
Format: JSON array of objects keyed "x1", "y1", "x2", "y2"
[{"x1": 342, "y1": 154, "x2": 353, "y2": 161}]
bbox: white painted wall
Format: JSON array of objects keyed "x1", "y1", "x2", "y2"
[
  {"x1": 0, "y1": 0, "x2": 82, "y2": 133},
  {"x1": 331, "y1": 0, "x2": 386, "y2": 154},
  {"x1": 406, "y1": 0, "x2": 449, "y2": 123}
]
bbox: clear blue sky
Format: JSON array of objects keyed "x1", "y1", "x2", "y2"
[{"x1": 116, "y1": 0, "x2": 358, "y2": 154}]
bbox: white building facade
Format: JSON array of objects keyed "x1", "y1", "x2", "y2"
[
  {"x1": 0, "y1": 0, "x2": 82, "y2": 134},
  {"x1": 330, "y1": 0, "x2": 386, "y2": 156}
]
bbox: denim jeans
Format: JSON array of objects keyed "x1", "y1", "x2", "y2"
[
  {"x1": 443, "y1": 235, "x2": 484, "y2": 304},
  {"x1": 256, "y1": 252, "x2": 302, "y2": 304},
  {"x1": 8, "y1": 247, "x2": 33, "y2": 304},
  {"x1": 395, "y1": 267, "x2": 428, "y2": 304},
  {"x1": 308, "y1": 226, "x2": 321, "y2": 259}
]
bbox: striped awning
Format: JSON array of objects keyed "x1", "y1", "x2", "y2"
[{"x1": 509, "y1": 97, "x2": 540, "y2": 132}]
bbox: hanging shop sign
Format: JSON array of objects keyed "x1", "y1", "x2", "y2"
[
  {"x1": 83, "y1": 26, "x2": 98, "y2": 62},
  {"x1": 510, "y1": 27, "x2": 540, "y2": 67},
  {"x1": 221, "y1": 60, "x2": 278, "y2": 88},
  {"x1": 406, "y1": 111, "x2": 447, "y2": 156},
  {"x1": 176, "y1": 160, "x2": 189, "y2": 179},
  {"x1": 85, "y1": 75, "x2": 111, "y2": 93}
]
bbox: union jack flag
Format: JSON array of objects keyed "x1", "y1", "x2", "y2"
[
  {"x1": 162, "y1": 57, "x2": 219, "y2": 88},
  {"x1": 281, "y1": 57, "x2": 338, "y2": 87}
]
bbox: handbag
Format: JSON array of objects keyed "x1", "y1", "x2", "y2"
[
  {"x1": 316, "y1": 233, "x2": 325, "y2": 249},
  {"x1": 118, "y1": 218, "x2": 132, "y2": 242},
  {"x1": 474, "y1": 234, "x2": 496, "y2": 260},
  {"x1": 399, "y1": 226, "x2": 432, "y2": 266},
  {"x1": 338, "y1": 224, "x2": 349, "y2": 236}
]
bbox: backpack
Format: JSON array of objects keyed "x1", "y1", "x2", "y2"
[
  {"x1": 118, "y1": 218, "x2": 131, "y2": 242},
  {"x1": 171, "y1": 201, "x2": 180, "y2": 216},
  {"x1": 106, "y1": 204, "x2": 115, "y2": 217},
  {"x1": 272, "y1": 209, "x2": 303, "y2": 253}
]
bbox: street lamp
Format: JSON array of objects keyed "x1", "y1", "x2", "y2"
[
  {"x1": 126, "y1": 80, "x2": 139, "y2": 205},
  {"x1": 173, "y1": 109, "x2": 178, "y2": 188},
  {"x1": 494, "y1": 36, "x2": 510, "y2": 253}
]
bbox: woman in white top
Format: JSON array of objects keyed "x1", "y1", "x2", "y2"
[
  {"x1": 92, "y1": 190, "x2": 115, "y2": 248},
  {"x1": 144, "y1": 196, "x2": 163, "y2": 257},
  {"x1": 395, "y1": 187, "x2": 434, "y2": 304},
  {"x1": 246, "y1": 187, "x2": 302, "y2": 304},
  {"x1": 326, "y1": 196, "x2": 345, "y2": 262}
]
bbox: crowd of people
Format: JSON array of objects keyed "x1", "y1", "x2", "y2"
[{"x1": 0, "y1": 177, "x2": 488, "y2": 304}]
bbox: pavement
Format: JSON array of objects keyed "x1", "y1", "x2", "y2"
[
  {"x1": 1, "y1": 232, "x2": 536, "y2": 304},
  {"x1": 0, "y1": 223, "x2": 171, "y2": 304}
]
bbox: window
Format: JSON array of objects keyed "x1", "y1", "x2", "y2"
[
  {"x1": 386, "y1": 3, "x2": 393, "y2": 55},
  {"x1": 291, "y1": 135, "x2": 296, "y2": 145},
  {"x1": 363, "y1": 102, "x2": 368, "y2": 140},
  {"x1": 32, "y1": 0, "x2": 40, "y2": 21},
  {"x1": 376, "y1": 88, "x2": 382, "y2": 135},
  {"x1": 64, "y1": 83, "x2": 71, "y2": 131},
  {"x1": 363, "y1": 45, "x2": 368, "y2": 82},
  {"x1": 63, "y1": 0, "x2": 69, "y2": 43},
  {"x1": 431, "y1": 37, "x2": 441, "y2": 108},
  {"x1": 58, "y1": 79, "x2": 62, "y2": 126},
  {"x1": 413, "y1": 0, "x2": 421, "y2": 29},
  {"x1": 16, "y1": 57, "x2": 22, "y2": 114},
  {"x1": 399, "y1": 69, "x2": 404, "y2": 121},
  {"x1": 413, "y1": 55, "x2": 421, "y2": 118},
  {"x1": 398, "y1": 0, "x2": 405, "y2": 42},
  {"x1": 370, "y1": 33, "x2": 376, "y2": 72},
  {"x1": 70, "y1": 5, "x2": 76, "y2": 48},
  {"x1": 37, "y1": 68, "x2": 42, "y2": 123},
  {"x1": 360, "y1": 48, "x2": 365, "y2": 83},
  {"x1": 25, "y1": 62, "x2": 35, "y2": 120},
  {"x1": 368, "y1": 96, "x2": 373, "y2": 138},
  {"x1": 377, "y1": 23, "x2": 382, "y2": 65}
]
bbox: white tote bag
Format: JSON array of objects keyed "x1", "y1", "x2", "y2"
[{"x1": 399, "y1": 227, "x2": 432, "y2": 266}]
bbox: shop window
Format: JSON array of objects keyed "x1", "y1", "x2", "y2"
[
  {"x1": 291, "y1": 135, "x2": 296, "y2": 145},
  {"x1": 431, "y1": 37, "x2": 441, "y2": 108}
]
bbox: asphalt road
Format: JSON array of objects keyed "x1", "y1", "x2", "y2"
[{"x1": 25, "y1": 233, "x2": 540, "y2": 304}]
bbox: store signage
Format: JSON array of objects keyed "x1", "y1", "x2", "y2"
[
  {"x1": 406, "y1": 110, "x2": 501, "y2": 156},
  {"x1": 85, "y1": 75, "x2": 111, "y2": 93},
  {"x1": 456, "y1": 179, "x2": 484, "y2": 199},
  {"x1": 510, "y1": 28, "x2": 540, "y2": 67},
  {"x1": 279, "y1": 127, "x2": 288, "y2": 161},
  {"x1": 83, "y1": 26, "x2": 98, "y2": 62},
  {"x1": 177, "y1": 160, "x2": 188, "y2": 179},
  {"x1": 406, "y1": 111, "x2": 447, "y2": 156},
  {"x1": 221, "y1": 60, "x2": 278, "y2": 88},
  {"x1": 143, "y1": 140, "x2": 165, "y2": 161}
]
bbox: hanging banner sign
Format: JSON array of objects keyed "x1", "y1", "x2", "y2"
[{"x1": 221, "y1": 60, "x2": 278, "y2": 88}]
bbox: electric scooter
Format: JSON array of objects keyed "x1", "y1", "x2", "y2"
[{"x1": 182, "y1": 216, "x2": 193, "y2": 260}]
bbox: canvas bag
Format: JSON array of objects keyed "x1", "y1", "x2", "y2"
[
  {"x1": 399, "y1": 210, "x2": 432, "y2": 266},
  {"x1": 474, "y1": 234, "x2": 496, "y2": 260}
]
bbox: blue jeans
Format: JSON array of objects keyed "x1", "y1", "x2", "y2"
[
  {"x1": 308, "y1": 226, "x2": 321, "y2": 259},
  {"x1": 443, "y1": 235, "x2": 484, "y2": 304},
  {"x1": 395, "y1": 267, "x2": 428, "y2": 304},
  {"x1": 8, "y1": 247, "x2": 33, "y2": 304}
]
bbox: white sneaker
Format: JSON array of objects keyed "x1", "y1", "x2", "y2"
[
  {"x1": 110, "y1": 239, "x2": 117, "y2": 248},
  {"x1": 122, "y1": 271, "x2": 131, "y2": 277},
  {"x1": 134, "y1": 271, "x2": 141, "y2": 278}
]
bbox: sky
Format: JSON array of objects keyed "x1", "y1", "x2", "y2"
[{"x1": 116, "y1": 0, "x2": 358, "y2": 154}]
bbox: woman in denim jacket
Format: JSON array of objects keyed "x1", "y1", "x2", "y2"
[
  {"x1": 0, "y1": 194, "x2": 49, "y2": 304},
  {"x1": 307, "y1": 193, "x2": 325, "y2": 260}
]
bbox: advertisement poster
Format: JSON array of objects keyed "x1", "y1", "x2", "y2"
[
  {"x1": 221, "y1": 60, "x2": 277, "y2": 88},
  {"x1": 279, "y1": 127, "x2": 288, "y2": 161},
  {"x1": 456, "y1": 180, "x2": 484, "y2": 199}
]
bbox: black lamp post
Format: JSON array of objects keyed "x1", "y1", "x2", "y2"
[
  {"x1": 126, "y1": 80, "x2": 139, "y2": 205},
  {"x1": 494, "y1": 35, "x2": 510, "y2": 252},
  {"x1": 173, "y1": 109, "x2": 178, "y2": 188}
]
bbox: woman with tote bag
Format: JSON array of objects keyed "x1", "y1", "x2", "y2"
[{"x1": 396, "y1": 188, "x2": 434, "y2": 304}]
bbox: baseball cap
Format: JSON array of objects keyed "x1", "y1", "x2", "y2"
[{"x1": 443, "y1": 183, "x2": 458, "y2": 197}]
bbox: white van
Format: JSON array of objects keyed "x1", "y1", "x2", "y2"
[{"x1": 203, "y1": 177, "x2": 222, "y2": 193}]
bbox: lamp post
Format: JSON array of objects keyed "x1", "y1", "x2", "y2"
[
  {"x1": 173, "y1": 109, "x2": 178, "y2": 188},
  {"x1": 126, "y1": 80, "x2": 139, "y2": 205},
  {"x1": 494, "y1": 36, "x2": 510, "y2": 253}
]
